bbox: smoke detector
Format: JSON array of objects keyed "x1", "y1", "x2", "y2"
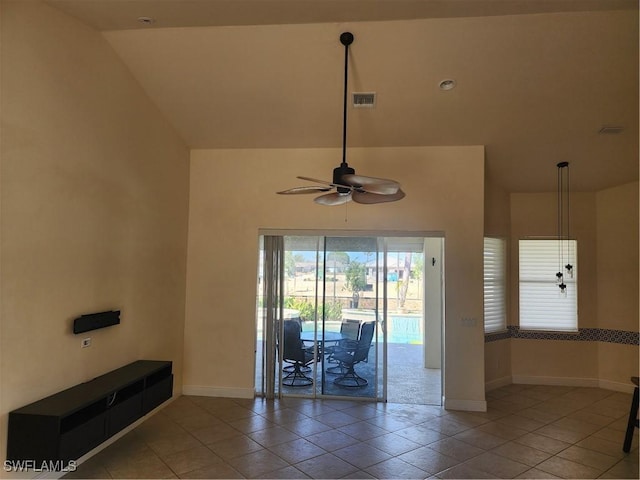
[{"x1": 137, "y1": 16, "x2": 156, "y2": 25}]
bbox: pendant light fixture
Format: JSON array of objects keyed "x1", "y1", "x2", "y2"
[{"x1": 555, "y1": 161, "x2": 572, "y2": 295}]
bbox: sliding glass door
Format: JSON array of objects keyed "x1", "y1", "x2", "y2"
[
  {"x1": 319, "y1": 236, "x2": 381, "y2": 399},
  {"x1": 256, "y1": 233, "x2": 441, "y2": 404}
]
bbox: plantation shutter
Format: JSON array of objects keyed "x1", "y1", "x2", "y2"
[
  {"x1": 484, "y1": 237, "x2": 506, "y2": 333},
  {"x1": 519, "y1": 239, "x2": 577, "y2": 332}
]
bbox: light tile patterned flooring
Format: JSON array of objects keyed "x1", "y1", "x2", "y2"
[{"x1": 65, "y1": 384, "x2": 638, "y2": 479}]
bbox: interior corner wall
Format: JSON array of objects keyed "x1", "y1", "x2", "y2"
[
  {"x1": 483, "y1": 179, "x2": 512, "y2": 388},
  {"x1": 0, "y1": 0, "x2": 190, "y2": 467},
  {"x1": 484, "y1": 178, "x2": 511, "y2": 237},
  {"x1": 596, "y1": 181, "x2": 639, "y2": 387},
  {"x1": 184, "y1": 145, "x2": 487, "y2": 410},
  {"x1": 509, "y1": 192, "x2": 599, "y2": 383}
]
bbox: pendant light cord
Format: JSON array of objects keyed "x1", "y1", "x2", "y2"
[
  {"x1": 566, "y1": 164, "x2": 571, "y2": 267},
  {"x1": 557, "y1": 164, "x2": 563, "y2": 276}
]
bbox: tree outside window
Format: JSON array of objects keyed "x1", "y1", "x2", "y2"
[{"x1": 345, "y1": 261, "x2": 366, "y2": 308}]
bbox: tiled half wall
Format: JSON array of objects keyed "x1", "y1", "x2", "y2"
[{"x1": 485, "y1": 326, "x2": 639, "y2": 345}]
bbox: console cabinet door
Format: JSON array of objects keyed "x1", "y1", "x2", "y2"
[
  {"x1": 143, "y1": 374, "x2": 173, "y2": 413},
  {"x1": 59, "y1": 413, "x2": 107, "y2": 461}
]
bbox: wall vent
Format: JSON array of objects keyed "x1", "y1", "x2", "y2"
[
  {"x1": 352, "y1": 92, "x2": 376, "y2": 108},
  {"x1": 598, "y1": 125, "x2": 624, "y2": 135}
]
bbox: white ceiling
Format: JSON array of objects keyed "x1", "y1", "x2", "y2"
[{"x1": 46, "y1": 0, "x2": 638, "y2": 192}]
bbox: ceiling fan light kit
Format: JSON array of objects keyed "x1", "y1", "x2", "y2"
[{"x1": 277, "y1": 32, "x2": 405, "y2": 206}]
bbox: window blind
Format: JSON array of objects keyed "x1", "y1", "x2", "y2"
[
  {"x1": 484, "y1": 237, "x2": 506, "y2": 333},
  {"x1": 519, "y1": 239, "x2": 577, "y2": 332}
]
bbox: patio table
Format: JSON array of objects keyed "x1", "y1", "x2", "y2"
[{"x1": 300, "y1": 331, "x2": 344, "y2": 344}]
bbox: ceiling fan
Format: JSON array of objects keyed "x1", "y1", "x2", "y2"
[{"x1": 277, "y1": 32, "x2": 405, "y2": 206}]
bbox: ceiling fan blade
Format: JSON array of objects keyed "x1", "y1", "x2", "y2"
[
  {"x1": 342, "y1": 174, "x2": 399, "y2": 186},
  {"x1": 314, "y1": 192, "x2": 352, "y2": 206},
  {"x1": 277, "y1": 186, "x2": 333, "y2": 194},
  {"x1": 297, "y1": 176, "x2": 336, "y2": 187},
  {"x1": 352, "y1": 189, "x2": 406, "y2": 204},
  {"x1": 358, "y1": 183, "x2": 401, "y2": 195},
  {"x1": 341, "y1": 174, "x2": 401, "y2": 195}
]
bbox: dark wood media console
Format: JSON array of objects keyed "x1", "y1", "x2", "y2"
[{"x1": 7, "y1": 360, "x2": 173, "y2": 465}]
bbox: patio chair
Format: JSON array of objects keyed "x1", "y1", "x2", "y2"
[
  {"x1": 326, "y1": 320, "x2": 361, "y2": 365},
  {"x1": 333, "y1": 321, "x2": 375, "y2": 388},
  {"x1": 280, "y1": 320, "x2": 312, "y2": 374},
  {"x1": 282, "y1": 320, "x2": 315, "y2": 387}
]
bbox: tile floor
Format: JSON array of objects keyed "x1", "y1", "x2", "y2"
[
  {"x1": 65, "y1": 384, "x2": 638, "y2": 479},
  {"x1": 275, "y1": 343, "x2": 442, "y2": 405}
]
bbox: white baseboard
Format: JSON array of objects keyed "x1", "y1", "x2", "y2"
[
  {"x1": 511, "y1": 375, "x2": 599, "y2": 388},
  {"x1": 182, "y1": 384, "x2": 255, "y2": 399},
  {"x1": 598, "y1": 379, "x2": 636, "y2": 394},
  {"x1": 485, "y1": 376, "x2": 512, "y2": 392},
  {"x1": 444, "y1": 398, "x2": 487, "y2": 412}
]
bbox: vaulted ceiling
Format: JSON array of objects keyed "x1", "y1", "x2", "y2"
[{"x1": 46, "y1": 0, "x2": 638, "y2": 192}]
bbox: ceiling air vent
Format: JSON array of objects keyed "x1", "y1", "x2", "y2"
[
  {"x1": 598, "y1": 125, "x2": 624, "y2": 135},
  {"x1": 352, "y1": 92, "x2": 376, "y2": 108}
]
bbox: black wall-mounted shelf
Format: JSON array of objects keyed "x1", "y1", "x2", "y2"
[
  {"x1": 73, "y1": 310, "x2": 120, "y2": 334},
  {"x1": 7, "y1": 360, "x2": 173, "y2": 466}
]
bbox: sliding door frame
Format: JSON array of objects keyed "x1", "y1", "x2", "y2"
[{"x1": 257, "y1": 229, "x2": 444, "y2": 402}]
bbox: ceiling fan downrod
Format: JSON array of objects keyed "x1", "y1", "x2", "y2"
[
  {"x1": 340, "y1": 32, "x2": 353, "y2": 168},
  {"x1": 335, "y1": 32, "x2": 355, "y2": 192}
]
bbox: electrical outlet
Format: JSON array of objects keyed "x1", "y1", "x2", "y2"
[{"x1": 81, "y1": 338, "x2": 91, "y2": 348}]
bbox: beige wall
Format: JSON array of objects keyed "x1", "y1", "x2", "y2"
[
  {"x1": 596, "y1": 182, "x2": 639, "y2": 385},
  {"x1": 485, "y1": 340, "x2": 512, "y2": 389},
  {"x1": 185, "y1": 146, "x2": 487, "y2": 410},
  {"x1": 508, "y1": 185, "x2": 638, "y2": 389},
  {"x1": 596, "y1": 182, "x2": 638, "y2": 331},
  {"x1": 484, "y1": 178, "x2": 511, "y2": 237},
  {"x1": 0, "y1": 0, "x2": 190, "y2": 466},
  {"x1": 511, "y1": 339, "x2": 599, "y2": 381}
]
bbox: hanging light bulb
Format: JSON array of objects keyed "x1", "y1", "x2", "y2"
[
  {"x1": 565, "y1": 263, "x2": 573, "y2": 279},
  {"x1": 559, "y1": 282, "x2": 567, "y2": 296}
]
